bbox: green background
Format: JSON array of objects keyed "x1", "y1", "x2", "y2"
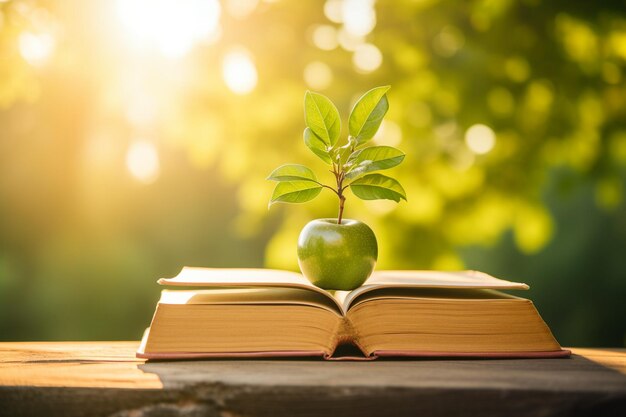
[{"x1": 0, "y1": 0, "x2": 624, "y2": 347}]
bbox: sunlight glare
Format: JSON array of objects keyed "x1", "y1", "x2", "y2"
[
  {"x1": 465, "y1": 124, "x2": 496, "y2": 154},
  {"x1": 222, "y1": 48, "x2": 258, "y2": 95},
  {"x1": 116, "y1": 0, "x2": 221, "y2": 58},
  {"x1": 126, "y1": 140, "x2": 160, "y2": 184}
]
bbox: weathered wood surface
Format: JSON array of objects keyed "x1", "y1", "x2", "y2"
[{"x1": 0, "y1": 342, "x2": 625, "y2": 417}]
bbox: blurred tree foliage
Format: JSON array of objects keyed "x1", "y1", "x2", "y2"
[{"x1": 0, "y1": 0, "x2": 624, "y2": 346}]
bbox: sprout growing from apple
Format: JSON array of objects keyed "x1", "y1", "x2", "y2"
[
  {"x1": 266, "y1": 86, "x2": 407, "y2": 291},
  {"x1": 268, "y1": 86, "x2": 406, "y2": 223}
]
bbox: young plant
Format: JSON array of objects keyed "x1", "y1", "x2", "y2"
[{"x1": 268, "y1": 86, "x2": 406, "y2": 223}]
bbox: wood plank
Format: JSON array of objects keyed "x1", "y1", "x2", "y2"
[
  {"x1": 0, "y1": 342, "x2": 161, "y2": 389},
  {"x1": 0, "y1": 342, "x2": 625, "y2": 417}
]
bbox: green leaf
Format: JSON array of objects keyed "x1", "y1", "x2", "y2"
[
  {"x1": 303, "y1": 128, "x2": 332, "y2": 164},
  {"x1": 348, "y1": 86, "x2": 390, "y2": 145},
  {"x1": 349, "y1": 173, "x2": 407, "y2": 202},
  {"x1": 304, "y1": 91, "x2": 341, "y2": 147},
  {"x1": 269, "y1": 181, "x2": 323, "y2": 206},
  {"x1": 267, "y1": 164, "x2": 318, "y2": 182},
  {"x1": 345, "y1": 146, "x2": 405, "y2": 180}
]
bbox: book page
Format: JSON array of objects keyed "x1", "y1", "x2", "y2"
[
  {"x1": 158, "y1": 267, "x2": 344, "y2": 313},
  {"x1": 159, "y1": 288, "x2": 342, "y2": 315},
  {"x1": 347, "y1": 287, "x2": 521, "y2": 309},
  {"x1": 342, "y1": 270, "x2": 529, "y2": 311}
]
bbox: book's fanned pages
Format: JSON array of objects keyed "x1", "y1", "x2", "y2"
[
  {"x1": 157, "y1": 268, "x2": 529, "y2": 314},
  {"x1": 158, "y1": 268, "x2": 529, "y2": 291},
  {"x1": 158, "y1": 288, "x2": 341, "y2": 314},
  {"x1": 158, "y1": 267, "x2": 311, "y2": 287},
  {"x1": 158, "y1": 268, "x2": 345, "y2": 312},
  {"x1": 339, "y1": 270, "x2": 528, "y2": 311}
]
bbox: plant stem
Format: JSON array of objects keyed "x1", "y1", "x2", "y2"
[
  {"x1": 337, "y1": 192, "x2": 346, "y2": 224},
  {"x1": 335, "y1": 166, "x2": 346, "y2": 224},
  {"x1": 329, "y1": 151, "x2": 348, "y2": 224}
]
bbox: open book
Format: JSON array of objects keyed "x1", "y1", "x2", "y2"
[{"x1": 137, "y1": 267, "x2": 570, "y2": 360}]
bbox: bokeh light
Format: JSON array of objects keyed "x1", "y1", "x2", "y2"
[
  {"x1": 432, "y1": 25, "x2": 465, "y2": 57},
  {"x1": 465, "y1": 124, "x2": 496, "y2": 155},
  {"x1": 312, "y1": 25, "x2": 339, "y2": 51},
  {"x1": 222, "y1": 48, "x2": 258, "y2": 94},
  {"x1": 342, "y1": 0, "x2": 376, "y2": 37},
  {"x1": 18, "y1": 32, "x2": 55, "y2": 66},
  {"x1": 323, "y1": 0, "x2": 343, "y2": 24},
  {"x1": 337, "y1": 27, "x2": 364, "y2": 51},
  {"x1": 125, "y1": 140, "x2": 160, "y2": 184},
  {"x1": 352, "y1": 43, "x2": 382, "y2": 73}
]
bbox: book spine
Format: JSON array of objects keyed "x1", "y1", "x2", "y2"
[
  {"x1": 327, "y1": 317, "x2": 370, "y2": 359},
  {"x1": 334, "y1": 317, "x2": 355, "y2": 345}
]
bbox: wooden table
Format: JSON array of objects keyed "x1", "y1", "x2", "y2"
[{"x1": 0, "y1": 342, "x2": 625, "y2": 417}]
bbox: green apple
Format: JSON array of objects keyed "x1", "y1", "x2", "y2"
[{"x1": 297, "y1": 219, "x2": 378, "y2": 290}]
